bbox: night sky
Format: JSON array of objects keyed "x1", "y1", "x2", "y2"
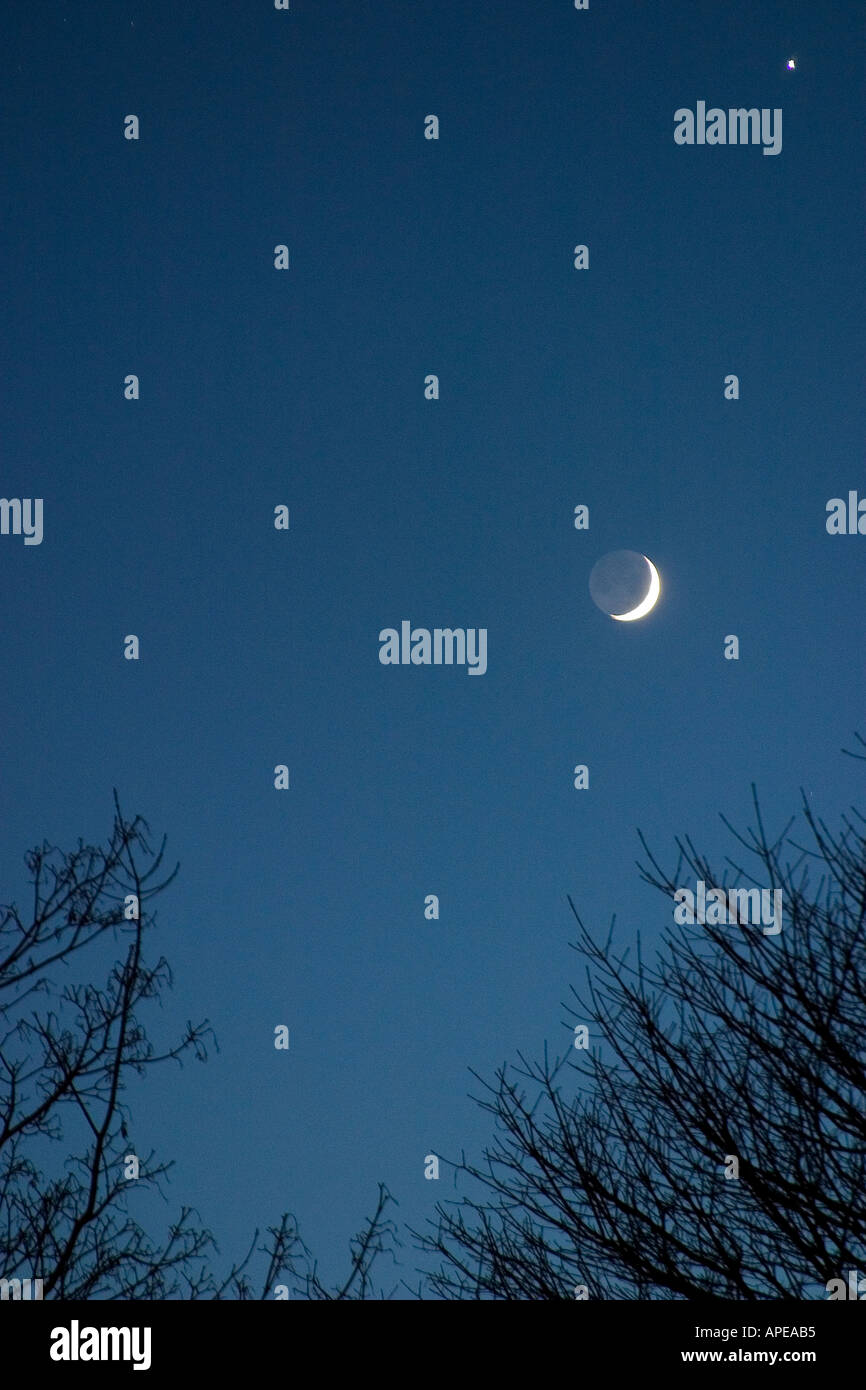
[{"x1": 1, "y1": 0, "x2": 863, "y2": 1293}]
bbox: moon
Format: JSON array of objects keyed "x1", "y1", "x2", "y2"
[{"x1": 589, "y1": 550, "x2": 661, "y2": 622}]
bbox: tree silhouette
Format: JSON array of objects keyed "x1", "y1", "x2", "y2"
[
  {"x1": 418, "y1": 744, "x2": 866, "y2": 1299},
  {"x1": 0, "y1": 795, "x2": 397, "y2": 1299}
]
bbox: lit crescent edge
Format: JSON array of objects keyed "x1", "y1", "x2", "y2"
[{"x1": 611, "y1": 557, "x2": 660, "y2": 621}]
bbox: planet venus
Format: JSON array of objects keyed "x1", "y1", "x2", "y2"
[{"x1": 589, "y1": 550, "x2": 661, "y2": 621}]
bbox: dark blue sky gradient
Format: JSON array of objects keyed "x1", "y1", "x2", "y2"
[{"x1": 1, "y1": 0, "x2": 863, "y2": 1290}]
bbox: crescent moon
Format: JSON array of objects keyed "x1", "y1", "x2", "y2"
[{"x1": 610, "y1": 557, "x2": 660, "y2": 621}]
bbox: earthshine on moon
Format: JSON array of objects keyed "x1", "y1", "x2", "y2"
[{"x1": 589, "y1": 550, "x2": 661, "y2": 622}]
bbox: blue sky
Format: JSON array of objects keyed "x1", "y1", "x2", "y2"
[{"x1": 1, "y1": 0, "x2": 863, "y2": 1292}]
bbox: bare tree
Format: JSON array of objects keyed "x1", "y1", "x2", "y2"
[
  {"x1": 418, "y1": 745, "x2": 866, "y2": 1299},
  {"x1": 0, "y1": 795, "x2": 396, "y2": 1299}
]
